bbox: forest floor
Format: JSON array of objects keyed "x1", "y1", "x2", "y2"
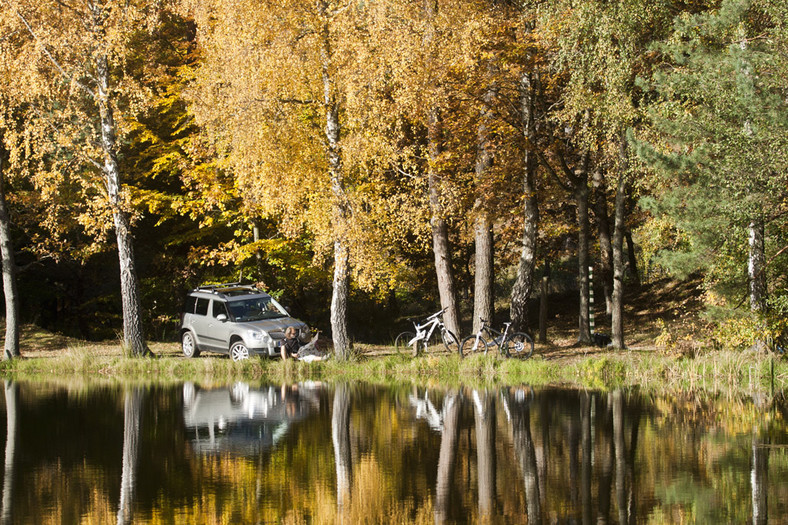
[{"x1": 12, "y1": 275, "x2": 711, "y2": 361}]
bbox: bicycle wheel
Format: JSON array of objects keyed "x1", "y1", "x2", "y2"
[
  {"x1": 422, "y1": 327, "x2": 453, "y2": 356},
  {"x1": 460, "y1": 335, "x2": 488, "y2": 357},
  {"x1": 441, "y1": 329, "x2": 460, "y2": 355},
  {"x1": 394, "y1": 331, "x2": 416, "y2": 356},
  {"x1": 504, "y1": 332, "x2": 534, "y2": 358}
]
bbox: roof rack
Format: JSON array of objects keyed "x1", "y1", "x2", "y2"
[{"x1": 194, "y1": 282, "x2": 261, "y2": 295}]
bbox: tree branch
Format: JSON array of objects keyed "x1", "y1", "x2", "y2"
[{"x1": 7, "y1": 1, "x2": 94, "y2": 98}]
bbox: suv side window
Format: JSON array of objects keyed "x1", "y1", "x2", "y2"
[
  {"x1": 184, "y1": 296, "x2": 197, "y2": 314},
  {"x1": 212, "y1": 300, "x2": 228, "y2": 318},
  {"x1": 195, "y1": 298, "x2": 210, "y2": 316}
]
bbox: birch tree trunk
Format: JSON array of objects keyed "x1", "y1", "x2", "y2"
[
  {"x1": 0, "y1": 151, "x2": 19, "y2": 360},
  {"x1": 611, "y1": 168, "x2": 627, "y2": 350},
  {"x1": 510, "y1": 71, "x2": 540, "y2": 334},
  {"x1": 748, "y1": 218, "x2": 767, "y2": 313},
  {"x1": 319, "y1": 4, "x2": 351, "y2": 357},
  {"x1": 94, "y1": 45, "x2": 148, "y2": 357}
]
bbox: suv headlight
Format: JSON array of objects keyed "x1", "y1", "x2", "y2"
[{"x1": 247, "y1": 330, "x2": 271, "y2": 345}]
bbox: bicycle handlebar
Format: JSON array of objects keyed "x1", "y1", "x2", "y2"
[{"x1": 426, "y1": 307, "x2": 448, "y2": 321}]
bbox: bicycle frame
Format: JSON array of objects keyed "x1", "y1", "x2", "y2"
[{"x1": 408, "y1": 311, "x2": 444, "y2": 348}]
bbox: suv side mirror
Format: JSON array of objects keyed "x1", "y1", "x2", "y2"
[{"x1": 216, "y1": 314, "x2": 228, "y2": 322}]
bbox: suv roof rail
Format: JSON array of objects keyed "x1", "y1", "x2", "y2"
[{"x1": 193, "y1": 282, "x2": 261, "y2": 294}]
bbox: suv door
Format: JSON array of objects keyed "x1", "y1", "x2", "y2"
[
  {"x1": 189, "y1": 297, "x2": 216, "y2": 350},
  {"x1": 207, "y1": 300, "x2": 233, "y2": 352}
]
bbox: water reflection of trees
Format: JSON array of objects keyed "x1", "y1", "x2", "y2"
[{"x1": 2, "y1": 382, "x2": 788, "y2": 523}]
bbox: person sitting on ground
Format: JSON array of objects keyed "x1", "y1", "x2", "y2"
[{"x1": 280, "y1": 326, "x2": 330, "y2": 361}]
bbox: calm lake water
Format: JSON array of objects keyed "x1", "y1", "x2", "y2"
[{"x1": 0, "y1": 380, "x2": 786, "y2": 524}]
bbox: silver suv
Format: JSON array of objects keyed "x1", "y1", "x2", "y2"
[{"x1": 180, "y1": 284, "x2": 310, "y2": 361}]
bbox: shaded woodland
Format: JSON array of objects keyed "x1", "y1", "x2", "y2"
[{"x1": 0, "y1": 0, "x2": 786, "y2": 357}]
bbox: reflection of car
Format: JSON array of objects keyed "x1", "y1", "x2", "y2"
[
  {"x1": 182, "y1": 382, "x2": 321, "y2": 455},
  {"x1": 179, "y1": 283, "x2": 310, "y2": 361}
]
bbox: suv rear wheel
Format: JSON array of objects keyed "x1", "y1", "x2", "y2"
[
  {"x1": 182, "y1": 331, "x2": 200, "y2": 358},
  {"x1": 230, "y1": 341, "x2": 250, "y2": 361}
]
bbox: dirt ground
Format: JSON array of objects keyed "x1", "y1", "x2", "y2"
[{"x1": 12, "y1": 276, "x2": 708, "y2": 362}]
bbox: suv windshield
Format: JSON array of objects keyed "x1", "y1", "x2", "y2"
[{"x1": 226, "y1": 297, "x2": 287, "y2": 322}]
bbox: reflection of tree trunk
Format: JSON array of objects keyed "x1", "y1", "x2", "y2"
[
  {"x1": 473, "y1": 390, "x2": 496, "y2": 518},
  {"x1": 435, "y1": 391, "x2": 461, "y2": 524},
  {"x1": 581, "y1": 392, "x2": 592, "y2": 525},
  {"x1": 598, "y1": 394, "x2": 614, "y2": 525},
  {"x1": 510, "y1": 391, "x2": 541, "y2": 525},
  {"x1": 332, "y1": 384, "x2": 352, "y2": 517},
  {"x1": 537, "y1": 396, "x2": 550, "y2": 513},
  {"x1": 568, "y1": 405, "x2": 580, "y2": 520},
  {"x1": 1, "y1": 381, "x2": 18, "y2": 525},
  {"x1": 752, "y1": 428, "x2": 768, "y2": 525},
  {"x1": 117, "y1": 387, "x2": 144, "y2": 525},
  {"x1": 612, "y1": 390, "x2": 627, "y2": 525}
]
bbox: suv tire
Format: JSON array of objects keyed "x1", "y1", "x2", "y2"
[
  {"x1": 182, "y1": 331, "x2": 201, "y2": 358},
  {"x1": 230, "y1": 341, "x2": 250, "y2": 361}
]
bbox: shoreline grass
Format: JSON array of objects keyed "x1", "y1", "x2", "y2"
[{"x1": 1, "y1": 340, "x2": 785, "y2": 397}]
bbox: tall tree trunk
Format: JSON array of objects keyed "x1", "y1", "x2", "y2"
[
  {"x1": 624, "y1": 231, "x2": 640, "y2": 287},
  {"x1": 332, "y1": 383, "x2": 352, "y2": 516},
  {"x1": 0, "y1": 151, "x2": 19, "y2": 360},
  {"x1": 611, "y1": 168, "x2": 627, "y2": 350},
  {"x1": 434, "y1": 391, "x2": 461, "y2": 524},
  {"x1": 592, "y1": 168, "x2": 613, "y2": 315},
  {"x1": 473, "y1": 389, "x2": 496, "y2": 519},
  {"x1": 472, "y1": 82, "x2": 496, "y2": 334},
  {"x1": 319, "y1": 7, "x2": 351, "y2": 357},
  {"x1": 94, "y1": 49, "x2": 148, "y2": 357},
  {"x1": 511, "y1": 71, "x2": 540, "y2": 334},
  {"x1": 576, "y1": 170, "x2": 591, "y2": 344},
  {"x1": 428, "y1": 110, "x2": 461, "y2": 338},
  {"x1": 252, "y1": 220, "x2": 265, "y2": 280},
  {"x1": 1, "y1": 381, "x2": 17, "y2": 525},
  {"x1": 117, "y1": 387, "x2": 144, "y2": 525},
  {"x1": 423, "y1": 0, "x2": 460, "y2": 338}
]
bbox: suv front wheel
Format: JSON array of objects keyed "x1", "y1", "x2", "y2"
[
  {"x1": 182, "y1": 331, "x2": 200, "y2": 358},
  {"x1": 230, "y1": 341, "x2": 250, "y2": 361}
]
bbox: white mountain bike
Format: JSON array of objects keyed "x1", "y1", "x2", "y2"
[{"x1": 394, "y1": 308, "x2": 460, "y2": 357}]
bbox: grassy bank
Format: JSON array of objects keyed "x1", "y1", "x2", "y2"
[{"x1": 1, "y1": 337, "x2": 785, "y2": 396}]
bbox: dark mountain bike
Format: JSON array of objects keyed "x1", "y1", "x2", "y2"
[
  {"x1": 460, "y1": 317, "x2": 534, "y2": 358},
  {"x1": 394, "y1": 308, "x2": 460, "y2": 357}
]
